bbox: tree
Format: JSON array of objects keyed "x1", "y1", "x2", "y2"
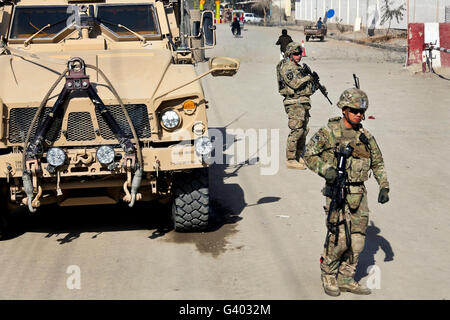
[
  {"x1": 252, "y1": 0, "x2": 271, "y2": 26},
  {"x1": 380, "y1": 0, "x2": 406, "y2": 38}
]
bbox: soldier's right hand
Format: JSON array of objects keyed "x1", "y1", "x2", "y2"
[{"x1": 324, "y1": 167, "x2": 337, "y2": 184}]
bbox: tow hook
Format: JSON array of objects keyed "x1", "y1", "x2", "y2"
[
  {"x1": 122, "y1": 158, "x2": 142, "y2": 207},
  {"x1": 22, "y1": 169, "x2": 42, "y2": 213}
]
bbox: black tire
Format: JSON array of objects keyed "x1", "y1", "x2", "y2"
[
  {"x1": 306, "y1": 36, "x2": 310, "y2": 42},
  {"x1": 0, "y1": 187, "x2": 11, "y2": 240},
  {"x1": 171, "y1": 168, "x2": 209, "y2": 232},
  {"x1": 0, "y1": 213, "x2": 8, "y2": 240},
  {"x1": 320, "y1": 36, "x2": 324, "y2": 42}
]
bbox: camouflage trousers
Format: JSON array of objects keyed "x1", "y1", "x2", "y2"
[
  {"x1": 320, "y1": 188, "x2": 369, "y2": 283},
  {"x1": 284, "y1": 102, "x2": 310, "y2": 160}
]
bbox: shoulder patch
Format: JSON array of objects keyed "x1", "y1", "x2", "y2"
[
  {"x1": 285, "y1": 70, "x2": 294, "y2": 81},
  {"x1": 311, "y1": 132, "x2": 321, "y2": 144}
]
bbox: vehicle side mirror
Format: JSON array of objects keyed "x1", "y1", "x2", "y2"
[
  {"x1": 200, "y1": 10, "x2": 215, "y2": 47},
  {"x1": 209, "y1": 57, "x2": 240, "y2": 77}
]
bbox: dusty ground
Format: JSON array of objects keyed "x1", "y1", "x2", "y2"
[{"x1": 0, "y1": 23, "x2": 449, "y2": 300}]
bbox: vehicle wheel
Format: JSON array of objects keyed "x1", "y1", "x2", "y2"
[
  {"x1": 320, "y1": 36, "x2": 324, "y2": 42},
  {"x1": 171, "y1": 168, "x2": 209, "y2": 232},
  {"x1": 0, "y1": 213, "x2": 8, "y2": 240},
  {"x1": 0, "y1": 185, "x2": 12, "y2": 240},
  {"x1": 306, "y1": 36, "x2": 310, "y2": 42}
]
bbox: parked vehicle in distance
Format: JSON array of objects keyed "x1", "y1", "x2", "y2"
[
  {"x1": 304, "y1": 24, "x2": 327, "y2": 41},
  {"x1": 244, "y1": 12, "x2": 263, "y2": 23}
]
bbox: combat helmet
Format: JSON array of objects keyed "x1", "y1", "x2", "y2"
[
  {"x1": 285, "y1": 42, "x2": 303, "y2": 56},
  {"x1": 337, "y1": 88, "x2": 369, "y2": 111}
]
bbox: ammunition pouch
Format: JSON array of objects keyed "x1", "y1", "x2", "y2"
[
  {"x1": 279, "y1": 83, "x2": 295, "y2": 97},
  {"x1": 350, "y1": 140, "x2": 370, "y2": 159},
  {"x1": 322, "y1": 184, "x2": 333, "y2": 197},
  {"x1": 346, "y1": 193, "x2": 363, "y2": 210},
  {"x1": 348, "y1": 157, "x2": 371, "y2": 183},
  {"x1": 346, "y1": 184, "x2": 365, "y2": 211}
]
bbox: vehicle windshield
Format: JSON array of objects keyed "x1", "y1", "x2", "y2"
[
  {"x1": 97, "y1": 4, "x2": 159, "y2": 36},
  {"x1": 9, "y1": 5, "x2": 72, "y2": 40}
]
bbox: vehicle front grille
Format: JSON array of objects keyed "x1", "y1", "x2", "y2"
[
  {"x1": 8, "y1": 104, "x2": 151, "y2": 144},
  {"x1": 95, "y1": 104, "x2": 151, "y2": 140},
  {"x1": 67, "y1": 112, "x2": 96, "y2": 141},
  {"x1": 8, "y1": 107, "x2": 62, "y2": 143}
]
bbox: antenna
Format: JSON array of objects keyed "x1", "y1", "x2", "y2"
[{"x1": 353, "y1": 74, "x2": 360, "y2": 89}]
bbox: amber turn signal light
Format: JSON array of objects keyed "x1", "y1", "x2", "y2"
[{"x1": 183, "y1": 100, "x2": 196, "y2": 110}]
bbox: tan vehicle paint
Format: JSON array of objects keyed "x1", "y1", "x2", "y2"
[{"x1": 0, "y1": 0, "x2": 239, "y2": 236}]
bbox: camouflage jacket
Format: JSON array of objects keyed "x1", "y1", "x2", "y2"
[
  {"x1": 304, "y1": 117, "x2": 389, "y2": 190},
  {"x1": 276, "y1": 59, "x2": 314, "y2": 104}
]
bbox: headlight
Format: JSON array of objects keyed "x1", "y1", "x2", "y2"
[
  {"x1": 195, "y1": 136, "x2": 213, "y2": 156},
  {"x1": 161, "y1": 110, "x2": 180, "y2": 130},
  {"x1": 96, "y1": 146, "x2": 115, "y2": 165},
  {"x1": 47, "y1": 148, "x2": 66, "y2": 167}
]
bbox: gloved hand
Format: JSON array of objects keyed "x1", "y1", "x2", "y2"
[
  {"x1": 378, "y1": 188, "x2": 389, "y2": 204},
  {"x1": 324, "y1": 167, "x2": 337, "y2": 184},
  {"x1": 304, "y1": 74, "x2": 314, "y2": 82}
]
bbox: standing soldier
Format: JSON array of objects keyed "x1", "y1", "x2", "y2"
[
  {"x1": 304, "y1": 88, "x2": 390, "y2": 296},
  {"x1": 277, "y1": 42, "x2": 318, "y2": 170}
]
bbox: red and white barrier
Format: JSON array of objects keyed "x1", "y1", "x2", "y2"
[{"x1": 408, "y1": 23, "x2": 450, "y2": 68}]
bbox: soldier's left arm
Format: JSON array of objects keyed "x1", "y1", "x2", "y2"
[
  {"x1": 304, "y1": 128, "x2": 334, "y2": 177},
  {"x1": 368, "y1": 134, "x2": 389, "y2": 190}
]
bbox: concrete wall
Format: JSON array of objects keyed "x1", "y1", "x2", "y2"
[{"x1": 294, "y1": 0, "x2": 450, "y2": 30}]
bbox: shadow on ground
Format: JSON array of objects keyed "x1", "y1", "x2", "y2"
[
  {"x1": 355, "y1": 221, "x2": 394, "y2": 281},
  {"x1": 2, "y1": 127, "x2": 279, "y2": 257}
]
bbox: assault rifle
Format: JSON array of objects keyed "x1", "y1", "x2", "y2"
[
  {"x1": 324, "y1": 144, "x2": 354, "y2": 254},
  {"x1": 301, "y1": 64, "x2": 332, "y2": 105},
  {"x1": 353, "y1": 73, "x2": 360, "y2": 89}
]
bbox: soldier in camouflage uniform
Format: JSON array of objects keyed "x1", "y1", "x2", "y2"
[
  {"x1": 304, "y1": 88, "x2": 390, "y2": 296},
  {"x1": 277, "y1": 42, "x2": 319, "y2": 170}
]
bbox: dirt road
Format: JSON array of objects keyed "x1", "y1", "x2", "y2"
[{"x1": 0, "y1": 23, "x2": 449, "y2": 300}]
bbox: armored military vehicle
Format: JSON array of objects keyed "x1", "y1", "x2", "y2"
[{"x1": 0, "y1": 0, "x2": 239, "y2": 238}]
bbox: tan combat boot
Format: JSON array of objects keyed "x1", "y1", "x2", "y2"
[
  {"x1": 337, "y1": 277, "x2": 372, "y2": 295},
  {"x1": 321, "y1": 274, "x2": 340, "y2": 297},
  {"x1": 286, "y1": 159, "x2": 307, "y2": 170},
  {"x1": 337, "y1": 263, "x2": 371, "y2": 295}
]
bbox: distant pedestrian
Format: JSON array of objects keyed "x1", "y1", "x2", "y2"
[
  {"x1": 231, "y1": 17, "x2": 241, "y2": 36},
  {"x1": 317, "y1": 17, "x2": 323, "y2": 29},
  {"x1": 276, "y1": 29, "x2": 293, "y2": 60}
]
